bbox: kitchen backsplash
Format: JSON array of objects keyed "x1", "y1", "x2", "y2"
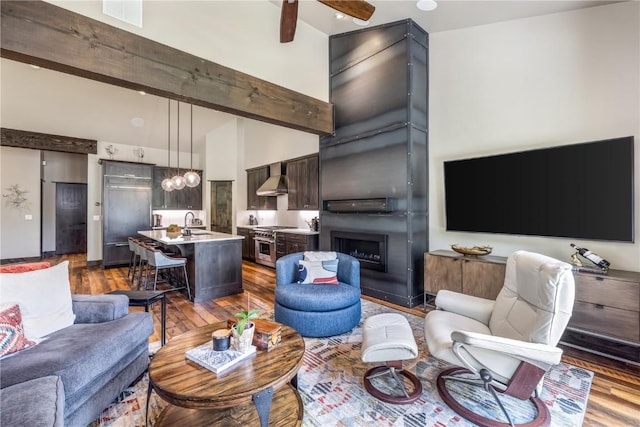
[
  {"x1": 152, "y1": 210, "x2": 206, "y2": 227},
  {"x1": 237, "y1": 196, "x2": 319, "y2": 229}
]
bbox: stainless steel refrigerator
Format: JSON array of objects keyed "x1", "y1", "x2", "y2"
[{"x1": 102, "y1": 160, "x2": 153, "y2": 268}]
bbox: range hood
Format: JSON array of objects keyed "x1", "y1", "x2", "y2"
[{"x1": 256, "y1": 162, "x2": 287, "y2": 196}]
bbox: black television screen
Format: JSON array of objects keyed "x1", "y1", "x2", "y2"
[{"x1": 444, "y1": 136, "x2": 634, "y2": 242}]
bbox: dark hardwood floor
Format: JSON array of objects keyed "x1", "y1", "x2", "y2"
[{"x1": 25, "y1": 254, "x2": 640, "y2": 426}]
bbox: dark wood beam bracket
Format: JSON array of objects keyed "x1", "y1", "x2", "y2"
[
  {"x1": 1, "y1": 1, "x2": 333, "y2": 136},
  {"x1": 1, "y1": 127, "x2": 97, "y2": 155}
]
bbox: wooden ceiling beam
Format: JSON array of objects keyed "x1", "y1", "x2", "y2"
[
  {"x1": 0, "y1": 1, "x2": 333, "y2": 136},
  {"x1": 1, "y1": 128, "x2": 98, "y2": 155}
]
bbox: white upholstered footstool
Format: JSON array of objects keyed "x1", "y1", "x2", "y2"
[{"x1": 361, "y1": 313, "x2": 422, "y2": 404}]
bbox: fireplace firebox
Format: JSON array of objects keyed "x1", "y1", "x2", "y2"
[{"x1": 331, "y1": 231, "x2": 387, "y2": 272}]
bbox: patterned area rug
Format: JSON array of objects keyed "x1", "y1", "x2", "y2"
[{"x1": 90, "y1": 299, "x2": 593, "y2": 426}]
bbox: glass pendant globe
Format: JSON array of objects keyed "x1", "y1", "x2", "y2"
[
  {"x1": 183, "y1": 170, "x2": 201, "y2": 188},
  {"x1": 161, "y1": 177, "x2": 174, "y2": 192},
  {"x1": 172, "y1": 174, "x2": 186, "y2": 190}
]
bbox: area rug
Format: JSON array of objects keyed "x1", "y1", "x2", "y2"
[{"x1": 90, "y1": 299, "x2": 593, "y2": 426}]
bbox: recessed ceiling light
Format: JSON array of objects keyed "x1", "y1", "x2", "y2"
[
  {"x1": 353, "y1": 18, "x2": 370, "y2": 26},
  {"x1": 29, "y1": 64, "x2": 41, "y2": 69},
  {"x1": 416, "y1": 0, "x2": 437, "y2": 11},
  {"x1": 334, "y1": 12, "x2": 345, "y2": 20},
  {"x1": 138, "y1": 91, "x2": 146, "y2": 95}
]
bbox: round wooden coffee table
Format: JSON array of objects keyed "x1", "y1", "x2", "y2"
[{"x1": 149, "y1": 321, "x2": 305, "y2": 426}]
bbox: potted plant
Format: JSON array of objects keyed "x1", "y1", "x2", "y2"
[{"x1": 231, "y1": 308, "x2": 259, "y2": 353}]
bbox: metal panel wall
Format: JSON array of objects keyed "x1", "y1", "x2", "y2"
[{"x1": 321, "y1": 20, "x2": 429, "y2": 307}]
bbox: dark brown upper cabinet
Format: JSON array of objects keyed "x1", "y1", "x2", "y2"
[
  {"x1": 152, "y1": 167, "x2": 202, "y2": 210},
  {"x1": 287, "y1": 154, "x2": 319, "y2": 210},
  {"x1": 246, "y1": 166, "x2": 277, "y2": 210}
]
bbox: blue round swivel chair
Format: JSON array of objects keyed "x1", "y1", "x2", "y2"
[{"x1": 274, "y1": 252, "x2": 361, "y2": 337}]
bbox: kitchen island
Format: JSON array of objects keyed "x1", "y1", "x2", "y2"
[{"x1": 138, "y1": 230, "x2": 244, "y2": 303}]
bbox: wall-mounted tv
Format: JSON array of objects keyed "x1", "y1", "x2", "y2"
[{"x1": 444, "y1": 136, "x2": 634, "y2": 242}]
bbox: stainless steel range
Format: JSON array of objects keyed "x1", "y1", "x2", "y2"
[{"x1": 253, "y1": 226, "x2": 294, "y2": 268}]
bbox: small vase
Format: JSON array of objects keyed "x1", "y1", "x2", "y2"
[{"x1": 231, "y1": 322, "x2": 255, "y2": 353}]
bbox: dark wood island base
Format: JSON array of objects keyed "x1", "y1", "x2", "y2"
[{"x1": 138, "y1": 230, "x2": 244, "y2": 303}]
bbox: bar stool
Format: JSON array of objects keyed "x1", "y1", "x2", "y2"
[
  {"x1": 144, "y1": 246, "x2": 192, "y2": 301},
  {"x1": 134, "y1": 241, "x2": 151, "y2": 290},
  {"x1": 127, "y1": 237, "x2": 141, "y2": 285}
]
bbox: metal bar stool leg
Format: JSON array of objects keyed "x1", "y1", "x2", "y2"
[{"x1": 182, "y1": 265, "x2": 192, "y2": 301}]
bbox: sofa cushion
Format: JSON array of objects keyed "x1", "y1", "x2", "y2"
[
  {"x1": 1, "y1": 375, "x2": 64, "y2": 427},
  {"x1": 0, "y1": 304, "x2": 36, "y2": 358},
  {"x1": 275, "y1": 282, "x2": 361, "y2": 312},
  {"x1": 298, "y1": 259, "x2": 339, "y2": 284},
  {"x1": 0, "y1": 311, "x2": 152, "y2": 410},
  {"x1": 0, "y1": 261, "x2": 75, "y2": 340}
]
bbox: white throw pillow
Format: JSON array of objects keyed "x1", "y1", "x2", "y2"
[
  {"x1": 303, "y1": 251, "x2": 337, "y2": 262},
  {"x1": 0, "y1": 261, "x2": 75, "y2": 340}
]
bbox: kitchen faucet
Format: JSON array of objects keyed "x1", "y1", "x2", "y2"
[{"x1": 184, "y1": 211, "x2": 195, "y2": 236}]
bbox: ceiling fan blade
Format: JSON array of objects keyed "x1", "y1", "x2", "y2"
[
  {"x1": 280, "y1": 0, "x2": 299, "y2": 43},
  {"x1": 317, "y1": 0, "x2": 375, "y2": 21}
]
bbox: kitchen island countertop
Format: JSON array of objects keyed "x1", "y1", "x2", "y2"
[{"x1": 138, "y1": 230, "x2": 244, "y2": 245}]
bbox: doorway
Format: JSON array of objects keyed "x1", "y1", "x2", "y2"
[
  {"x1": 210, "y1": 181, "x2": 232, "y2": 233},
  {"x1": 55, "y1": 183, "x2": 87, "y2": 254}
]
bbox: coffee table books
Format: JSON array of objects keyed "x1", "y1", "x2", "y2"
[{"x1": 185, "y1": 343, "x2": 257, "y2": 374}]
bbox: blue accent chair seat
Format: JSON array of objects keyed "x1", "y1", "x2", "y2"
[{"x1": 275, "y1": 252, "x2": 361, "y2": 337}]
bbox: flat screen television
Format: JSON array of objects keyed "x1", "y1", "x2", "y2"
[{"x1": 444, "y1": 136, "x2": 634, "y2": 242}]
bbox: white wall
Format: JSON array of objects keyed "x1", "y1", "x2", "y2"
[
  {"x1": 206, "y1": 116, "x2": 320, "y2": 231},
  {"x1": 47, "y1": 0, "x2": 328, "y2": 101},
  {"x1": 429, "y1": 2, "x2": 640, "y2": 271},
  {"x1": 2, "y1": 1, "x2": 329, "y2": 262},
  {"x1": 0, "y1": 147, "x2": 41, "y2": 259}
]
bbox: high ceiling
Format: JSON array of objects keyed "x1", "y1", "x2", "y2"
[
  {"x1": 1, "y1": 0, "x2": 624, "y2": 153},
  {"x1": 288, "y1": 0, "x2": 623, "y2": 35}
]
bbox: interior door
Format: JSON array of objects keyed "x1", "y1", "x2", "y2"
[
  {"x1": 210, "y1": 181, "x2": 232, "y2": 233},
  {"x1": 55, "y1": 183, "x2": 87, "y2": 254}
]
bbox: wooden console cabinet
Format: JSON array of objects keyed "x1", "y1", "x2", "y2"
[
  {"x1": 424, "y1": 250, "x2": 506, "y2": 302},
  {"x1": 424, "y1": 250, "x2": 640, "y2": 364},
  {"x1": 562, "y1": 269, "x2": 640, "y2": 364}
]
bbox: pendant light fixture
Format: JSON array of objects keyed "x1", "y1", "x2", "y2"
[
  {"x1": 183, "y1": 103, "x2": 201, "y2": 188},
  {"x1": 161, "y1": 99, "x2": 175, "y2": 192},
  {"x1": 171, "y1": 101, "x2": 186, "y2": 190}
]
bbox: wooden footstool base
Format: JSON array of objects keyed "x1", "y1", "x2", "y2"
[{"x1": 361, "y1": 313, "x2": 422, "y2": 405}]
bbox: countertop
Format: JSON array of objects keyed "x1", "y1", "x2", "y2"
[
  {"x1": 277, "y1": 228, "x2": 319, "y2": 235},
  {"x1": 235, "y1": 226, "x2": 319, "y2": 235},
  {"x1": 139, "y1": 230, "x2": 244, "y2": 245}
]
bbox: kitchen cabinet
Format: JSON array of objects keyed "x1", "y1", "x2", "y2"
[
  {"x1": 237, "y1": 227, "x2": 255, "y2": 261},
  {"x1": 286, "y1": 154, "x2": 319, "y2": 210},
  {"x1": 424, "y1": 250, "x2": 506, "y2": 302},
  {"x1": 275, "y1": 231, "x2": 319, "y2": 260},
  {"x1": 247, "y1": 166, "x2": 277, "y2": 210},
  {"x1": 152, "y1": 167, "x2": 202, "y2": 210}
]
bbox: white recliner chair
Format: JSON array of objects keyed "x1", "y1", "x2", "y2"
[{"x1": 424, "y1": 250, "x2": 575, "y2": 427}]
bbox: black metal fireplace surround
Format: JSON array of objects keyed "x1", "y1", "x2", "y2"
[
  {"x1": 332, "y1": 231, "x2": 387, "y2": 273},
  {"x1": 319, "y1": 20, "x2": 429, "y2": 308}
]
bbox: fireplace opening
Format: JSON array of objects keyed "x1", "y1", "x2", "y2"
[{"x1": 331, "y1": 231, "x2": 388, "y2": 272}]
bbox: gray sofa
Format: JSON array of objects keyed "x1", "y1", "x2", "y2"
[{"x1": 1, "y1": 294, "x2": 153, "y2": 426}]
